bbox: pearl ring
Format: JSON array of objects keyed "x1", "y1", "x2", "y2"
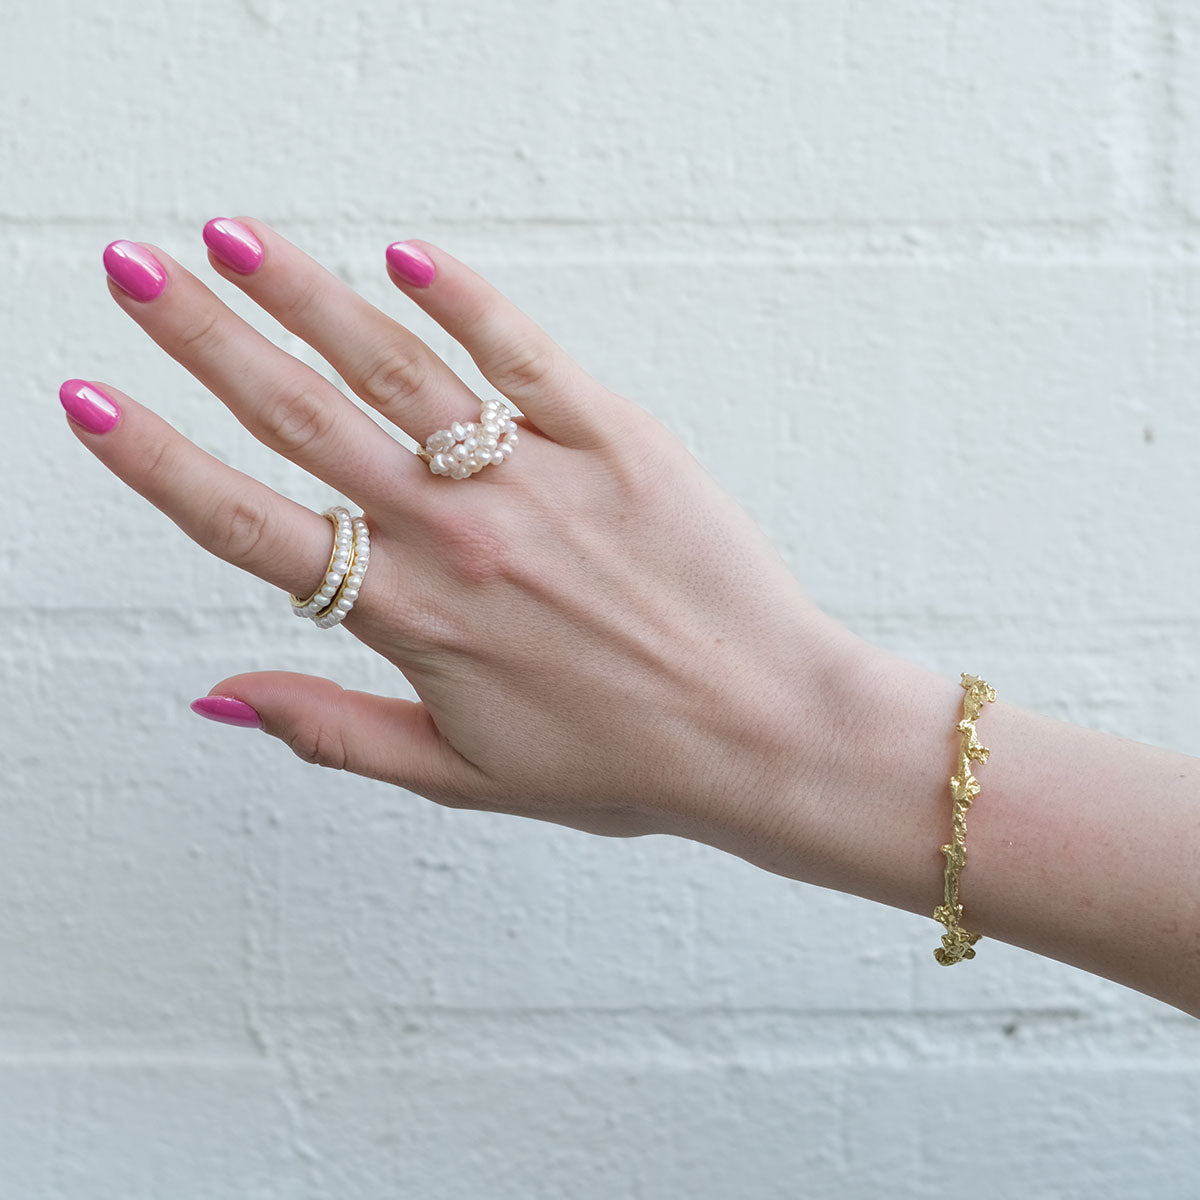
[
  {"x1": 290, "y1": 401, "x2": 519, "y2": 629},
  {"x1": 415, "y1": 398, "x2": 519, "y2": 479}
]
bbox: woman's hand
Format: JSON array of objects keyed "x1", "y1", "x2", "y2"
[{"x1": 62, "y1": 219, "x2": 862, "y2": 859}]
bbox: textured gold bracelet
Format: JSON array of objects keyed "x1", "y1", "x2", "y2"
[{"x1": 933, "y1": 673, "x2": 997, "y2": 965}]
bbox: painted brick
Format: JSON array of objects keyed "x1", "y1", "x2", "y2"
[{"x1": 3, "y1": 0, "x2": 1199, "y2": 1194}]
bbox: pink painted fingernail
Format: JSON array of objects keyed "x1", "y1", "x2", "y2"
[
  {"x1": 103, "y1": 240, "x2": 167, "y2": 301},
  {"x1": 190, "y1": 695, "x2": 263, "y2": 729},
  {"x1": 203, "y1": 218, "x2": 264, "y2": 275},
  {"x1": 386, "y1": 241, "x2": 436, "y2": 288},
  {"x1": 59, "y1": 378, "x2": 121, "y2": 434}
]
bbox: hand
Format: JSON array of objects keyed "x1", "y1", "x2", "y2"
[{"x1": 61, "y1": 219, "x2": 862, "y2": 857}]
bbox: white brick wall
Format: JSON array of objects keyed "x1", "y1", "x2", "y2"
[{"x1": 4, "y1": 0, "x2": 1199, "y2": 1195}]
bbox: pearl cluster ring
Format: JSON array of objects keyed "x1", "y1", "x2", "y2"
[
  {"x1": 289, "y1": 506, "x2": 371, "y2": 629},
  {"x1": 416, "y1": 398, "x2": 519, "y2": 478}
]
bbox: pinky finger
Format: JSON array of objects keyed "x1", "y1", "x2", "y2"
[{"x1": 58, "y1": 378, "x2": 336, "y2": 601}]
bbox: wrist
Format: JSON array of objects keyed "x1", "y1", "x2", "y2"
[{"x1": 716, "y1": 633, "x2": 965, "y2": 917}]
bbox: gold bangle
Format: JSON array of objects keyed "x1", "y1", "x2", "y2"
[{"x1": 933, "y1": 673, "x2": 996, "y2": 965}]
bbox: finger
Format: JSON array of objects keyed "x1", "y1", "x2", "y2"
[
  {"x1": 201, "y1": 217, "x2": 480, "y2": 446},
  {"x1": 190, "y1": 670, "x2": 485, "y2": 803},
  {"x1": 58, "y1": 378, "x2": 364, "y2": 605},
  {"x1": 384, "y1": 238, "x2": 619, "y2": 449},
  {"x1": 101, "y1": 238, "x2": 421, "y2": 507}
]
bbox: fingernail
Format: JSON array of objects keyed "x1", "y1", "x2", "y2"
[
  {"x1": 203, "y1": 218, "x2": 264, "y2": 275},
  {"x1": 190, "y1": 695, "x2": 263, "y2": 729},
  {"x1": 385, "y1": 241, "x2": 436, "y2": 288},
  {"x1": 59, "y1": 378, "x2": 121, "y2": 434},
  {"x1": 103, "y1": 240, "x2": 167, "y2": 301}
]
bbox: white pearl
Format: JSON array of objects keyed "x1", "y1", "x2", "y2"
[
  {"x1": 498, "y1": 441, "x2": 513, "y2": 457},
  {"x1": 505, "y1": 420, "x2": 518, "y2": 435},
  {"x1": 432, "y1": 452, "x2": 448, "y2": 473},
  {"x1": 506, "y1": 431, "x2": 519, "y2": 449},
  {"x1": 450, "y1": 421, "x2": 466, "y2": 441},
  {"x1": 452, "y1": 444, "x2": 468, "y2": 460},
  {"x1": 491, "y1": 450, "x2": 504, "y2": 466},
  {"x1": 464, "y1": 437, "x2": 478, "y2": 452}
]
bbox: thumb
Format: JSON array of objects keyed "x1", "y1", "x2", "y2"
[{"x1": 189, "y1": 670, "x2": 480, "y2": 802}]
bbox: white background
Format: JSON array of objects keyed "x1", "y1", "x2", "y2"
[{"x1": 2, "y1": 1, "x2": 1199, "y2": 1195}]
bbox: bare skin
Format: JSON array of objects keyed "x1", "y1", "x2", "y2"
[{"x1": 64, "y1": 219, "x2": 1200, "y2": 1018}]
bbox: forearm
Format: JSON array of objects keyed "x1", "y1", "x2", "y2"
[{"x1": 735, "y1": 637, "x2": 1200, "y2": 1016}]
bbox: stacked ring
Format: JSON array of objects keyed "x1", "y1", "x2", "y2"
[
  {"x1": 314, "y1": 514, "x2": 369, "y2": 628},
  {"x1": 289, "y1": 506, "x2": 371, "y2": 629},
  {"x1": 290, "y1": 507, "x2": 352, "y2": 620}
]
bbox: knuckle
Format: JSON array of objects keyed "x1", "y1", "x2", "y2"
[
  {"x1": 140, "y1": 436, "x2": 179, "y2": 496},
  {"x1": 174, "y1": 307, "x2": 226, "y2": 357},
  {"x1": 356, "y1": 346, "x2": 428, "y2": 413},
  {"x1": 418, "y1": 757, "x2": 492, "y2": 812},
  {"x1": 218, "y1": 494, "x2": 272, "y2": 565},
  {"x1": 602, "y1": 408, "x2": 684, "y2": 497},
  {"x1": 259, "y1": 385, "x2": 335, "y2": 457},
  {"x1": 286, "y1": 719, "x2": 349, "y2": 771},
  {"x1": 282, "y1": 274, "x2": 325, "y2": 328},
  {"x1": 426, "y1": 511, "x2": 516, "y2": 588},
  {"x1": 488, "y1": 336, "x2": 557, "y2": 396}
]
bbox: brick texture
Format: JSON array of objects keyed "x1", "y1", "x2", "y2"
[{"x1": 3, "y1": 0, "x2": 1199, "y2": 1195}]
